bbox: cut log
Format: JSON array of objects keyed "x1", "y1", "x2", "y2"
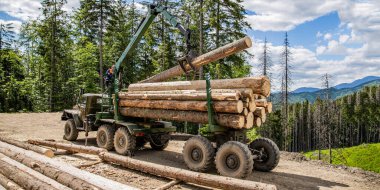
[
  {"x1": 242, "y1": 108, "x2": 249, "y2": 116},
  {"x1": 128, "y1": 88, "x2": 254, "y2": 99},
  {"x1": 28, "y1": 140, "x2": 106, "y2": 155},
  {"x1": 129, "y1": 76, "x2": 271, "y2": 97},
  {"x1": 254, "y1": 117, "x2": 262, "y2": 127},
  {"x1": 0, "y1": 141, "x2": 136, "y2": 190},
  {"x1": 140, "y1": 36, "x2": 252, "y2": 83},
  {"x1": 0, "y1": 155, "x2": 59, "y2": 190},
  {"x1": 244, "y1": 112, "x2": 254, "y2": 129},
  {"x1": 255, "y1": 99, "x2": 268, "y2": 107},
  {"x1": 100, "y1": 152, "x2": 276, "y2": 190},
  {"x1": 254, "y1": 107, "x2": 267, "y2": 123},
  {"x1": 119, "y1": 100, "x2": 244, "y2": 114},
  {"x1": 266, "y1": 102, "x2": 273, "y2": 113},
  {"x1": 119, "y1": 92, "x2": 239, "y2": 101},
  {"x1": 0, "y1": 147, "x2": 102, "y2": 190},
  {"x1": 0, "y1": 173, "x2": 23, "y2": 190},
  {"x1": 0, "y1": 137, "x2": 54, "y2": 157},
  {"x1": 0, "y1": 153, "x2": 70, "y2": 190},
  {"x1": 154, "y1": 180, "x2": 182, "y2": 190},
  {"x1": 120, "y1": 107, "x2": 245, "y2": 129}
]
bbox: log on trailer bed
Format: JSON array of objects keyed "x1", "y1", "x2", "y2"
[
  {"x1": 130, "y1": 76, "x2": 271, "y2": 97},
  {"x1": 140, "y1": 36, "x2": 252, "y2": 83},
  {"x1": 119, "y1": 92, "x2": 240, "y2": 101},
  {"x1": 0, "y1": 173, "x2": 23, "y2": 190},
  {"x1": 0, "y1": 137, "x2": 54, "y2": 157},
  {"x1": 0, "y1": 141, "x2": 135, "y2": 190},
  {"x1": 0, "y1": 146, "x2": 102, "y2": 190},
  {"x1": 119, "y1": 107, "x2": 245, "y2": 129},
  {"x1": 119, "y1": 99, "x2": 244, "y2": 114}
]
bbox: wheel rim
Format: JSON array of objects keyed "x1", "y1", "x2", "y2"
[
  {"x1": 118, "y1": 135, "x2": 126, "y2": 148},
  {"x1": 65, "y1": 125, "x2": 71, "y2": 135},
  {"x1": 191, "y1": 147, "x2": 203, "y2": 162},
  {"x1": 98, "y1": 131, "x2": 106, "y2": 145},
  {"x1": 255, "y1": 147, "x2": 269, "y2": 163},
  {"x1": 226, "y1": 153, "x2": 240, "y2": 170}
]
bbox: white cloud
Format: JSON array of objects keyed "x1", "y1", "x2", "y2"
[
  {"x1": 316, "y1": 46, "x2": 326, "y2": 55},
  {"x1": 339, "y1": 34, "x2": 349, "y2": 43},
  {"x1": 242, "y1": 0, "x2": 345, "y2": 31},
  {"x1": 316, "y1": 31, "x2": 323, "y2": 38},
  {"x1": 324, "y1": 33, "x2": 332, "y2": 40},
  {"x1": 0, "y1": 19, "x2": 22, "y2": 33},
  {"x1": 0, "y1": 0, "x2": 41, "y2": 21}
]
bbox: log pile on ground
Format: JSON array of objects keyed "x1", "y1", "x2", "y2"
[
  {"x1": 0, "y1": 139, "x2": 136, "y2": 190},
  {"x1": 119, "y1": 76, "x2": 273, "y2": 129}
]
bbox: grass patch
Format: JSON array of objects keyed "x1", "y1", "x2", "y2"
[{"x1": 304, "y1": 143, "x2": 380, "y2": 173}]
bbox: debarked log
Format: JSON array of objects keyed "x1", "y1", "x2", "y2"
[
  {"x1": 119, "y1": 107, "x2": 245, "y2": 129},
  {"x1": 140, "y1": 36, "x2": 252, "y2": 83},
  {"x1": 130, "y1": 76, "x2": 271, "y2": 97},
  {"x1": 119, "y1": 92, "x2": 240, "y2": 101},
  {"x1": 119, "y1": 100, "x2": 244, "y2": 114}
]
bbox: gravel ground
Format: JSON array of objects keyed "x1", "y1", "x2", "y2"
[{"x1": 0, "y1": 112, "x2": 379, "y2": 190}]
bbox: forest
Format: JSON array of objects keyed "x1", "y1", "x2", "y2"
[{"x1": 1, "y1": 0, "x2": 379, "y2": 154}]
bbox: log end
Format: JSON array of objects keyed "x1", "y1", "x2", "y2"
[
  {"x1": 244, "y1": 36, "x2": 253, "y2": 48},
  {"x1": 44, "y1": 150, "x2": 55, "y2": 158}
]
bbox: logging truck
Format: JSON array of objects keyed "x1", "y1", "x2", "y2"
[{"x1": 61, "y1": 2, "x2": 280, "y2": 178}]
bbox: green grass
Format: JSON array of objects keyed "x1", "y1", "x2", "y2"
[{"x1": 304, "y1": 143, "x2": 380, "y2": 173}]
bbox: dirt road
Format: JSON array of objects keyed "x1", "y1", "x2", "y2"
[{"x1": 0, "y1": 112, "x2": 379, "y2": 190}]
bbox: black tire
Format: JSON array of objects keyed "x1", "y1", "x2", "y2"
[
  {"x1": 64, "y1": 119, "x2": 78, "y2": 141},
  {"x1": 136, "y1": 137, "x2": 147, "y2": 149},
  {"x1": 215, "y1": 141, "x2": 253, "y2": 178},
  {"x1": 150, "y1": 140, "x2": 169, "y2": 151},
  {"x1": 249, "y1": 137, "x2": 280, "y2": 172},
  {"x1": 96, "y1": 124, "x2": 115, "y2": 150},
  {"x1": 182, "y1": 136, "x2": 215, "y2": 172},
  {"x1": 114, "y1": 127, "x2": 136, "y2": 155}
]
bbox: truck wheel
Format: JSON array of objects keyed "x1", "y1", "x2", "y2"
[
  {"x1": 136, "y1": 137, "x2": 147, "y2": 149},
  {"x1": 183, "y1": 136, "x2": 215, "y2": 172},
  {"x1": 215, "y1": 141, "x2": 253, "y2": 178},
  {"x1": 114, "y1": 127, "x2": 136, "y2": 155},
  {"x1": 249, "y1": 138, "x2": 280, "y2": 172},
  {"x1": 96, "y1": 124, "x2": 115, "y2": 150},
  {"x1": 64, "y1": 119, "x2": 78, "y2": 141}
]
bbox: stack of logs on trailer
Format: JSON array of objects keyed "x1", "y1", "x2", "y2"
[{"x1": 118, "y1": 76, "x2": 272, "y2": 129}]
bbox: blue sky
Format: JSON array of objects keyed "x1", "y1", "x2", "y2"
[{"x1": 1, "y1": 0, "x2": 380, "y2": 90}]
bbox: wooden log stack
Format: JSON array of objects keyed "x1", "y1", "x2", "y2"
[{"x1": 119, "y1": 76, "x2": 273, "y2": 129}]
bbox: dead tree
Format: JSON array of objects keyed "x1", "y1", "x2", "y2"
[{"x1": 281, "y1": 32, "x2": 292, "y2": 151}]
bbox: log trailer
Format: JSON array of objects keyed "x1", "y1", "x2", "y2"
[{"x1": 61, "y1": 2, "x2": 280, "y2": 178}]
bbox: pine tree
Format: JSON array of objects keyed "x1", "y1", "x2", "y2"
[
  {"x1": 0, "y1": 22, "x2": 15, "y2": 50},
  {"x1": 281, "y1": 32, "x2": 292, "y2": 150}
]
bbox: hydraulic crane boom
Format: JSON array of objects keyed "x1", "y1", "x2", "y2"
[
  {"x1": 112, "y1": 3, "x2": 195, "y2": 120},
  {"x1": 114, "y1": 4, "x2": 192, "y2": 73}
]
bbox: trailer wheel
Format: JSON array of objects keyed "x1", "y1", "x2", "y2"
[
  {"x1": 96, "y1": 124, "x2": 115, "y2": 150},
  {"x1": 114, "y1": 127, "x2": 136, "y2": 155},
  {"x1": 183, "y1": 136, "x2": 215, "y2": 172},
  {"x1": 215, "y1": 141, "x2": 253, "y2": 178},
  {"x1": 249, "y1": 137, "x2": 280, "y2": 172},
  {"x1": 64, "y1": 119, "x2": 78, "y2": 141}
]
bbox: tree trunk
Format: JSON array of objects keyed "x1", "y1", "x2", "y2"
[
  {"x1": 119, "y1": 107, "x2": 245, "y2": 129},
  {"x1": 254, "y1": 107, "x2": 267, "y2": 122},
  {"x1": 266, "y1": 102, "x2": 273, "y2": 113},
  {"x1": 0, "y1": 173, "x2": 23, "y2": 190},
  {"x1": 254, "y1": 117, "x2": 262, "y2": 127},
  {"x1": 119, "y1": 92, "x2": 240, "y2": 101},
  {"x1": 244, "y1": 112, "x2": 254, "y2": 129},
  {"x1": 127, "y1": 88, "x2": 254, "y2": 99},
  {"x1": 140, "y1": 37, "x2": 252, "y2": 83},
  {"x1": 0, "y1": 141, "x2": 135, "y2": 190},
  {"x1": 0, "y1": 147, "x2": 101, "y2": 190},
  {"x1": 27, "y1": 140, "x2": 105, "y2": 155},
  {"x1": 255, "y1": 99, "x2": 268, "y2": 107},
  {"x1": 99, "y1": 152, "x2": 276, "y2": 190},
  {"x1": 120, "y1": 100, "x2": 243, "y2": 114},
  {"x1": 0, "y1": 155, "x2": 59, "y2": 190},
  {"x1": 131, "y1": 76, "x2": 270, "y2": 97},
  {"x1": 0, "y1": 137, "x2": 54, "y2": 158}
]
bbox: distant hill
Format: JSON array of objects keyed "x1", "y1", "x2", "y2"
[{"x1": 273, "y1": 76, "x2": 380, "y2": 104}]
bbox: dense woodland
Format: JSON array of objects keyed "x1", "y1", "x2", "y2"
[
  {"x1": 0, "y1": 0, "x2": 379, "y2": 153},
  {"x1": 0, "y1": 0, "x2": 250, "y2": 112}
]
